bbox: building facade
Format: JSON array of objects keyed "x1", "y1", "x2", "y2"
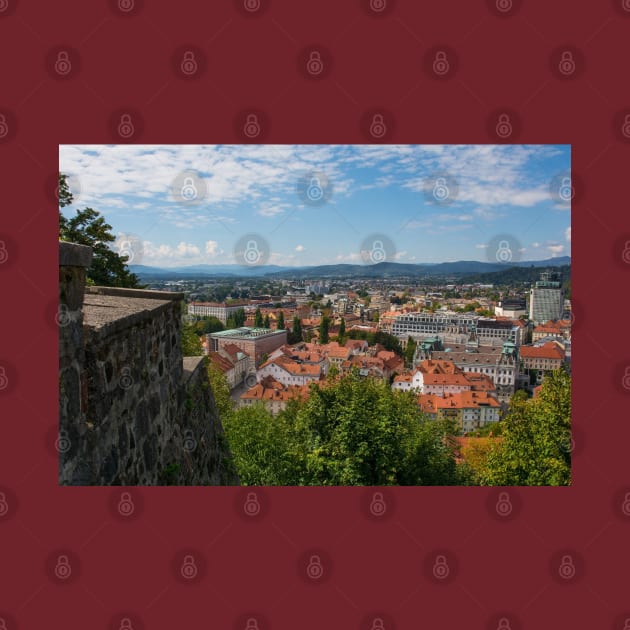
[{"x1": 208, "y1": 327, "x2": 288, "y2": 367}]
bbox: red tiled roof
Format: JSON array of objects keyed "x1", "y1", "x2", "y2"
[{"x1": 520, "y1": 342, "x2": 565, "y2": 360}]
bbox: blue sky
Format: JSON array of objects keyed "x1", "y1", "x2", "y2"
[{"x1": 59, "y1": 144, "x2": 571, "y2": 268}]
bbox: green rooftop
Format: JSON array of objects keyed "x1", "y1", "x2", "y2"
[{"x1": 209, "y1": 327, "x2": 285, "y2": 339}]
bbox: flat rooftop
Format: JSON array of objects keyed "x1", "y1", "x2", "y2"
[{"x1": 209, "y1": 327, "x2": 285, "y2": 340}]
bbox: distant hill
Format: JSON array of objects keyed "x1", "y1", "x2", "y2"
[
  {"x1": 129, "y1": 263, "x2": 293, "y2": 278},
  {"x1": 129, "y1": 257, "x2": 570, "y2": 280}
]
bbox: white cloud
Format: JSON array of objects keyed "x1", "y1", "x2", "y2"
[
  {"x1": 565, "y1": 226, "x2": 571, "y2": 242},
  {"x1": 295, "y1": 244, "x2": 305, "y2": 252},
  {"x1": 205, "y1": 240, "x2": 222, "y2": 256}
]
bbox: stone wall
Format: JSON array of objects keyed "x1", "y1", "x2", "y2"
[{"x1": 58, "y1": 242, "x2": 237, "y2": 485}]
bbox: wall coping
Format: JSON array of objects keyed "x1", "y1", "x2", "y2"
[
  {"x1": 86, "y1": 286, "x2": 185, "y2": 301},
  {"x1": 59, "y1": 241, "x2": 93, "y2": 268}
]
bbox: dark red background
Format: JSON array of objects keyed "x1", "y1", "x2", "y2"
[{"x1": 1, "y1": 0, "x2": 629, "y2": 628}]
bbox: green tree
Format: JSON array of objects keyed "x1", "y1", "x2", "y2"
[
  {"x1": 404, "y1": 336, "x2": 417, "y2": 367},
  {"x1": 222, "y1": 373, "x2": 464, "y2": 486},
  {"x1": 263, "y1": 314, "x2": 271, "y2": 329},
  {"x1": 207, "y1": 361, "x2": 234, "y2": 419},
  {"x1": 479, "y1": 369, "x2": 571, "y2": 486},
  {"x1": 193, "y1": 316, "x2": 224, "y2": 336},
  {"x1": 254, "y1": 308, "x2": 263, "y2": 328},
  {"x1": 291, "y1": 316, "x2": 303, "y2": 343},
  {"x1": 181, "y1": 322, "x2": 203, "y2": 356},
  {"x1": 338, "y1": 317, "x2": 346, "y2": 337},
  {"x1": 59, "y1": 174, "x2": 140, "y2": 288},
  {"x1": 319, "y1": 315, "x2": 330, "y2": 344},
  {"x1": 277, "y1": 311, "x2": 285, "y2": 330}
]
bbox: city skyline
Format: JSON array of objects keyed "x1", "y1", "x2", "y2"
[{"x1": 59, "y1": 144, "x2": 571, "y2": 268}]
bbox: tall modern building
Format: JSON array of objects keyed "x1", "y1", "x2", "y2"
[{"x1": 529, "y1": 271, "x2": 564, "y2": 325}]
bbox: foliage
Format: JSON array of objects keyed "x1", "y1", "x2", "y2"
[
  {"x1": 404, "y1": 336, "x2": 417, "y2": 367},
  {"x1": 319, "y1": 315, "x2": 330, "y2": 344},
  {"x1": 263, "y1": 314, "x2": 270, "y2": 329},
  {"x1": 346, "y1": 329, "x2": 403, "y2": 356},
  {"x1": 478, "y1": 369, "x2": 571, "y2": 486},
  {"x1": 58, "y1": 173, "x2": 141, "y2": 288},
  {"x1": 222, "y1": 373, "x2": 464, "y2": 486},
  {"x1": 277, "y1": 311, "x2": 285, "y2": 330},
  {"x1": 207, "y1": 361, "x2": 234, "y2": 419},
  {"x1": 159, "y1": 463, "x2": 181, "y2": 485},
  {"x1": 226, "y1": 308, "x2": 246, "y2": 329},
  {"x1": 181, "y1": 323, "x2": 204, "y2": 356},
  {"x1": 192, "y1": 316, "x2": 224, "y2": 336},
  {"x1": 289, "y1": 315, "x2": 303, "y2": 344},
  {"x1": 254, "y1": 308, "x2": 263, "y2": 328}
]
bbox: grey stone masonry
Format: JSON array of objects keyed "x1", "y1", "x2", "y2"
[{"x1": 58, "y1": 242, "x2": 238, "y2": 485}]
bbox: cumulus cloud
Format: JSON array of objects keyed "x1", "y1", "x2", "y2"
[{"x1": 295, "y1": 244, "x2": 305, "y2": 252}]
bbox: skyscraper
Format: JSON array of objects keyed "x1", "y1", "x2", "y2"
[{"x1": 529, "y1": 271, "x2": 564, "y2": 324}]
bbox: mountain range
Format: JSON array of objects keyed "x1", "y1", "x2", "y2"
[{"x1": 129, "y1": 256, "x2": 571, "y2": 279}]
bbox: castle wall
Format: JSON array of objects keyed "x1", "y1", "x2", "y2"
[{"x1": 58, "y1": 242, "x2": 237, "y2": 485}]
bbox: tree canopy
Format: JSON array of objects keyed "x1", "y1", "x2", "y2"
[
  {"x1": 58, "y1": 173, "x2": 141, "y2": 288},
  {"x1": 476, "y1": 369, "x2": 571, "y2": 486},
  {"x1": 222, "y1": 371, "x2": 464, "y2": 486}
]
